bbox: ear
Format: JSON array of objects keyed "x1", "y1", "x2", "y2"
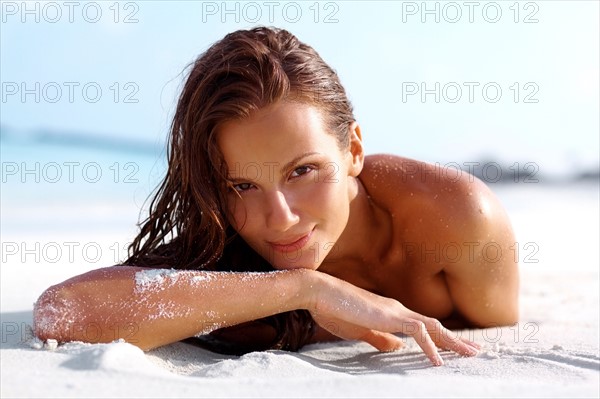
[{"x1": 347, "y1": 122, "x2": 364, "y2": 177}]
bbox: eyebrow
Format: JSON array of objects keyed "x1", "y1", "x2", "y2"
[{"x1": 282, "y1": 151, "x2": 320, "y2": 173}]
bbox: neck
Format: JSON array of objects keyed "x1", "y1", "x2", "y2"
[{"x1": 319, "y1": 176, "x2": 391, "y2": 280}]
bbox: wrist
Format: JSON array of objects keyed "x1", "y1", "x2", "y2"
[{"x1": 293, "y1": 268, "x2": 327, "y2": 313}]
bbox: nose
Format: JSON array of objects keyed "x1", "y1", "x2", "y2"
[{"x1": 265, "y1": 190, "x2": 299, "y2": 231}]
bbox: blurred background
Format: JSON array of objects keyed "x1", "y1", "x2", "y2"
[{"x1": 1, "y1": 1, "x2": 599, "y2": 309}]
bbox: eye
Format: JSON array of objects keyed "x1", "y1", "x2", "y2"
[
  {"x1": 231, "y1": 182, "x2": 254, "y2": 193},
  {"x1": 290, "y1": 165, "x2": 314, "y2": 179}
]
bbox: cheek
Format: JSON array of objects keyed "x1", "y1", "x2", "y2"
[
  {"x1": 227, "y1": 196, "x2": 248, "y2": 232},
  {"x1": 227, "y1": 196, "x2": 264, "y2": 238},
  {"x1": 303, "y1": 179, "x2": 350, "y2": 217}
]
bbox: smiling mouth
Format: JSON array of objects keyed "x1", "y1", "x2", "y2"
[{"x1": 268, "y1": 229, "x2": 314, "y2": 253}]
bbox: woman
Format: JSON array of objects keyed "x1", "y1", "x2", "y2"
[{"x1": 33, "y1": 27, "x2": 519, "y2": 367}]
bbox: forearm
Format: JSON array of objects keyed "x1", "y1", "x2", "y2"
[{"x1": 33, "y1": 266, "x2": 315, "y2": 350}]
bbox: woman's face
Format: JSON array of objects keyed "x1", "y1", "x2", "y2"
[{"x1": 217, "y1": 101, "x2": 363, "y2": 270}]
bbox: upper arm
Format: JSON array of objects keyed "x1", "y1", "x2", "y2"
[
  {"x1": 363, "y1": 155, "x2": 520, "y2": 327},
  {"x1": 438, "y1": 174, "x2": 520, "y2": 327}
]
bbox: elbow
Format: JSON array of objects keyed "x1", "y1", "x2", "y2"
[
  {"x1": 460, "y1": 292, "x2": 520, "y2": 329},
  {"x1": 501, "y1": 305, "x2": 520, "y2": 327},
  {"x1": 33, "y1": 284, "x2": 81, "y2": 343},
  {"x1": 488, "y1": 310, "x2": 519, "y2": 328},
  {"x1": 477, "y1": 303, "x2": 520, "y2": 329}
]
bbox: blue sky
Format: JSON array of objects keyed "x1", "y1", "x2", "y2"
[{"x1": 1, "y1": 0, "x2": 598, "y2": 178}]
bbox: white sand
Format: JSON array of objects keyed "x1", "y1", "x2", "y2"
[{"x1": 1, "y1": 184, "x2": 599, "y2": 398}]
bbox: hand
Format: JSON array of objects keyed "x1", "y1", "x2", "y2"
[{"x1": 308, "y1": 274, "x2": 480, "y2": 366}]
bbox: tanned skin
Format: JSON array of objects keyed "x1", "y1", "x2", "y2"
[{"x1": 34, "y1": 102, "x2": 518, "y2": 366}]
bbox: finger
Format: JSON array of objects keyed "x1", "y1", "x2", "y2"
[
  {"x1": 402, "y1": 319, "x2": 444, "y2": 366},
  {"x1": 460, "y1": 337, "x2": 481, "y2": 350},
  {"x1": 457, "y1": 336, "x2": 481, "y2": 355},
  {"x1": 322, "y1": 319, "x2": 405, "y2": 352},
  {"x1": 412, "y1": 316, "x2": 479, "y2": 357},
  {"x1": 426, "y1": 322, "x2": 478, "y2": 357},
  {"x1": 359, "y1": 330, "x2": 405, "y2": 352},
  {"x1": 441, "y1": 334, "x2": 479, "y2": 357}
]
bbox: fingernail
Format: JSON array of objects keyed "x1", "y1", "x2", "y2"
[
  {"x1": 469, "y1": 341, "x2": 482, "y2": 349},
  {"x1": 468, "y1": 347, "x2": 479, "y2": 356},
  {"x1": 434, "y1": 354, "x2": 444, "y2": 366}
]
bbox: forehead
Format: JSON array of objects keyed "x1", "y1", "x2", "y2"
[
  {"x1": 218, "y1": 101, "x2": 325, "y2": 143},
  {"x1": 216, "y1": 101, "x2": 338, "y2": 170}
]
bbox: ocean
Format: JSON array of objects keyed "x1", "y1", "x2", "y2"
[{"x1": 2, "y1": 136, "x2": 598, "y2": 272}]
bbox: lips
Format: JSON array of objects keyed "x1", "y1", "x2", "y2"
[{"x1": 268, "y1": 229, "x2": 314, "y2": 253}]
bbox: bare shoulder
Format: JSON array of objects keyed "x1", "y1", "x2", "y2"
[
  {"x1": 361, "y1": 155, "x2": 519, "y2": 326},
  {"x1": 361, "y1": 154, "x2": 514, "y2": 242}
]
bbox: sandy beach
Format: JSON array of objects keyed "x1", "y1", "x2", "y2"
[{"x1": 1, "y1": 182, "x2": 598, "y2": 398}]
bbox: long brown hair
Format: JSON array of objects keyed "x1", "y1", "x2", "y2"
[{"x1": 124, "y1": 26, "x2": 356, "y2": 353}]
